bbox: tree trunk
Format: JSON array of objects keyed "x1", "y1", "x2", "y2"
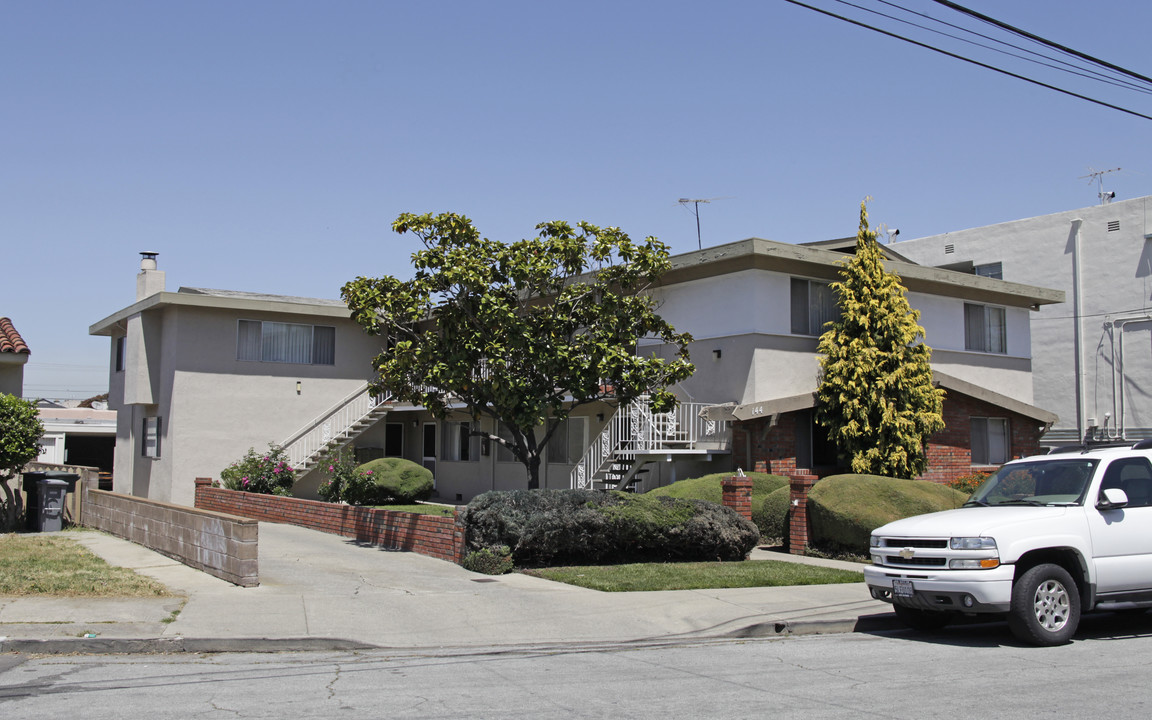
[{"x1": 526, "y1": 453, "x2": 542, "y2": 490}]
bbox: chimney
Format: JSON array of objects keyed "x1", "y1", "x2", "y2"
[{"x1": 136, "y1": 251, "x2": 165, "y2": 300}]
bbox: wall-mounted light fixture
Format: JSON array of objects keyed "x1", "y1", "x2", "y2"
[
  {"x1": 712, "y1": 348, "x2": 722, "y2": 360},
  {"x1": 596, "y1": 413, "x2": 605, "y2": 422},
  {"x1": 296, "y1": 381, "x2": 302, "y2": 395}
]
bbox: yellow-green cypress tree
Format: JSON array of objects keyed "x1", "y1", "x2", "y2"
[{"x1": 815, "y1": 201, "x2": 945, "y2": 478}]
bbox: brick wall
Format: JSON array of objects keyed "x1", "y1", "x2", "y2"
[
  {"x1": 83, "y1": 486, "x2": 258, "y2": 587},
  {"x1": 920, "y1": 392, "x2": 1046, "y2": 484},
  {"x1": 194, "y1": 479, "x2": 465, "y2": 564}
]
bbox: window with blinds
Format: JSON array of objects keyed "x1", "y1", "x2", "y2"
[{"x1": 237, "y1": 320, "x2": 335, "y2": 365}]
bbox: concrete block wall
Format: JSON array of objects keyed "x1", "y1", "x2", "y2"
[
  {"x1": 83, "y1": 486, "x2": 258, "y2": 587},
  {"x1": 194, "y1": 480, "x2": 465, "y2": 563}
]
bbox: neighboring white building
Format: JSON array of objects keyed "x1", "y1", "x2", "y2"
[
  {"x1": 895, "y1": 195, "x2": 1152, "y2": 446},
  {"x1": 35, "y1": 403, "x2": 117, "y2": 478},
  {"x1": 92, "y1": 238, "x2": 1064, "y2": 508}
]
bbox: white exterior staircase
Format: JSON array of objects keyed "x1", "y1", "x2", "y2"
[
  {"x1": 570, "y1": 399, "x2": 731, "y2": 492},
  {"x1": 280, "y1": 383, "x2": 392, "y2": 473}
]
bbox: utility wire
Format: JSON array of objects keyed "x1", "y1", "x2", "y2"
[
  {"x1": 782, "y1": 0, "x2": 1152, "y2": 122},
  {"x1": 864, "y1": 0, "x2": 1152, "y2": 94},
  {"x1": 931, "y1": 0, "x2": 1152, "y2": 88}
]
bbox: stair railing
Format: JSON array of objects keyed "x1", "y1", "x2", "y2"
[{"x1": 280, "y1": 383, "x2": 392, "y2": 470}]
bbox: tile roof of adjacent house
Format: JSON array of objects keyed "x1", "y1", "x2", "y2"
[{"x1": 0, "y1": 317, "x2": 29, "y2": 354}]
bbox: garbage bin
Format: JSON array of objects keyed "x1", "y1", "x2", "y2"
[
  {"x1": 21, "y1": 471, "x2": 47, "y2": 531},
  {"x1": 38, "y1": 479, "x2": 70, "y2": 532}
]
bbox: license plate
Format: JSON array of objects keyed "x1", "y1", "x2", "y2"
[{"x1": 892, "y1": 579, "x2": 915, "y2": 598}]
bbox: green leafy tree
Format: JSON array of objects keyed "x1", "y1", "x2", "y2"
[
  {"x1": 0, "y1": 393, "x2": 45, "y2": 530},
  {"x1": 342, "y1": 212, "x2": 694, "y2": 489},
  {"x1": 815, "y1": 201, "x2": 945, "y2": 478}
]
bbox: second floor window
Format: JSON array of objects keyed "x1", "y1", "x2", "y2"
[
  {"x1": 791, "y1": 278, "x2": 840, "y2": 336},
  {"x1": 237, "y1": 320, "x2": 335, "y2": 365},
  {"x1": 964, "y1": 303, "x2": 1006, "y2": 354}
]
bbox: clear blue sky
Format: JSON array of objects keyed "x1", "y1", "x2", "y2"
[{"x1": 4, "y1": 0, "x2": 1151, "y2": 399}]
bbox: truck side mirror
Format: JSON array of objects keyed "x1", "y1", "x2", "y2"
[{"x1": 1097, "y1": 487, "x2": 1129, "y2": 510}]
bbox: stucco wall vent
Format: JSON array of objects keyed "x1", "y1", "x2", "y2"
[
  {"x1": 944, "y1": 243, "x2": 955, "y2": 254},
  {"x1": 1108, "y1": 220, "x2": 1121, "y2": 232}
]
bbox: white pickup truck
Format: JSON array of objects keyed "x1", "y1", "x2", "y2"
[{"x1": 863, "y1": 442, "x2": 1152, "y2": 645}]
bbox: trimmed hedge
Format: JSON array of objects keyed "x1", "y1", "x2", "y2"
[
  {"x1": 646, "y1": 471, "x2": 789, "y2": 538},
  {"x1": 758, "y1": 486, "x2": 791, "y2": 541},
  {"x1": 461, "y1": 489, "x2": 759, "y2": 567},
  {"x1": 808, "y1": 474, "x2": 968, "y2": 554},
  {"x1": 355, "y1": 457, "x2": 435, "y2": 504}
]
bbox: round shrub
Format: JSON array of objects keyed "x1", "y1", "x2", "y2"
[
  {"x1": 461, "y1": 546, "x2": 514, "y2": 575},
  {"x1": 461, "y1": 489, "x2": 759, "y2": 567},
  {"x1": 355, "y1": 457, "x2": 434, "y2": 504},
  {"x1": 808, "y1": 474, "x2": 968, "y2": 555},
  {"x1": 646, "y1": 471, "x2": 788, "y2": 538},
  {"x1": 757, "y1": 486, "x2": 791, "y2": 542}
]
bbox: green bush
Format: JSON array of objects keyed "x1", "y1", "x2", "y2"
[
  {"x1": 220, "y1": 445, "x2": 296, "y2": 496},
  {"x1": 808, "y1": 474, "x2": 968, "y2": 554},
  {"x1": 355, "y1": 457, "x2": 434, "y2": 504},
  {"x1": 758, "y1": 486, "x2": 792, "y2": 542},
  {"x1": 461, "y1": 545, "x2": 514, "y2": 575},
  {"x1": 318, "y1": 448, "x2": 364, "y2": 503},
  {"x1": 461, "y1": 489, "x2": 759, "y2": 567},
  {"x1": 647, "y1": 471, "x2": 788, "y2": 537}
]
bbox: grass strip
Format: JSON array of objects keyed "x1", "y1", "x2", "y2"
[
  {"x1": 369, "y1": 503, "x2": 456, "y2": 516},
  {"x1": 522, "y1": 559, "x2": 863, "y2": 592},
  {"x1": 0, "y1": 534, "x2": 172, "y2": 597}
]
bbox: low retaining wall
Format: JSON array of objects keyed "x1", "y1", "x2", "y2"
[
  {"x1": 83, "y1": 486, "x2": 259, "y2": 587},
  {"x1": 194, "y1": 479, "x2": 466, "y2": 563}
]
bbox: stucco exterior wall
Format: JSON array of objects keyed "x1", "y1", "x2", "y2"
[
  {"x1": 108, "y1": 302, "x2": 385, "y2": 507},
  {"x1": 896, "y1": 195, "x2": 1152, "y2": 443}
]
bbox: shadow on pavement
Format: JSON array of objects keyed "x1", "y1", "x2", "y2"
[{"x1": 861, "y1": 609, "x2": 1152, "y2": 648}]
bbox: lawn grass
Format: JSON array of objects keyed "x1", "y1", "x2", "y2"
[
  {"x1": 521, "y1": 559, "x2": 863, "y2": 592},
  {"x1": 0, "y1": 533, "x2": 173, "y2": 597},
  {"x1": 370, "y1": 503, "x2": 456, "y2": 517}
]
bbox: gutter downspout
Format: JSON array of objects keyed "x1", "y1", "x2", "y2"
[{"x1": 1072, "y1": 218, "x2": 1085, "y2": 442}]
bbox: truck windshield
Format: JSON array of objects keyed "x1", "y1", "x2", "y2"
[{"x1": 967, "y1": 459, "x2": 1099, "y2": 507}]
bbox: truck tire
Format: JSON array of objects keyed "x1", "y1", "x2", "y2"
[
  {"x1": 1008, "y1": 563, "x2": 1080, "y2": 646},
  {"x1": 893, "y1": 604, "x2": 952, "y2": 631}
]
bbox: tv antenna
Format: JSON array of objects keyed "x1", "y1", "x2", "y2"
[
  {"x1": 678, "y1": 197, "x2": 730, "y2": 250},
  {"x1": 1079, "y1": 167, "x2": 1121, "y2": 204}
]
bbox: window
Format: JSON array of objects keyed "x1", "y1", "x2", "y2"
[
  {"x1": 791, "y1": 278, "x2": 841, "y2": 336},
  {"x1": 973, "y1": 262, "x2": 1003, "y2": 280},
  {"x1": 441, "y1": 421, "x2": 479, "y2": 462},
  {"x1": 115, "y1": 336, "x2": 126, "y2": 372},
  {"x1": 964, "y1": 303, "x2": 1006, "y2": 354},
  {"x1": 1100, "y1": 457, "x2": 1152, "y2": 508},
  {"x1": 971, "y1": 417, "x2": 1008, "y2": 465},
  {"x1": 142, "y1": 416, "x2": 162, "y2": 458},
  {"x1": 237, "y1": 320, "x2": 335, "y2": 365},
  {"x1": 546, "y1": 417, "x2": 587, "y2": 465}
]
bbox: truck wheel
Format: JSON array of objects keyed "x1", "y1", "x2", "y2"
[
  {"x1": 893, "y1": 604, "x2": 952, "y2": 631},
  {"x1": 1008, "y1": 563, "x2": 1080, "y2": 646}
]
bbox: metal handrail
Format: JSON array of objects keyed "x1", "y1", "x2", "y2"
[
  {"x1": 571, "y1": 400, "x2": 730, "y2": 489},
  {"x1": 281, "y1": 383, "x2": 392, "y2": 469}
]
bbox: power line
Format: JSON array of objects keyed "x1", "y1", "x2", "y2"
[
  {"x1": 782, "y1": 0, "x2": 1152, "y2": 122},
  {"x1": 930, "y1": 0, "x2": 1152, "y2": 88},
  {"x1": 859, "y1": 0, "x2": 1152, "y2": 95}
]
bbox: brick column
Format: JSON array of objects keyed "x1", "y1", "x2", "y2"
[
  {"x1": 788, "y1": 474, "x2": 818, "y2": 555},
  {"x1": 722, "y1": 475, "x2": 754, "y2": 523},
  {"x1": 194, "y1": 477, "x2": 213, "y2": 508}
]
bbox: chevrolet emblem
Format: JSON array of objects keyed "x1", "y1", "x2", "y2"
[{"x1": 899, "y1": 547, "x2": 916, "y2": 560}]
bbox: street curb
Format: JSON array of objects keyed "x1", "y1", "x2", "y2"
[
  {"x1": 0, "y1": 636, "x2": 379, "y2": 656},
  {"x1": 723, "y1": 613, "x2": 903, "y2": 639},
  {"x1": 1, "y1": 614, "x2": 904, "y2": 655}
]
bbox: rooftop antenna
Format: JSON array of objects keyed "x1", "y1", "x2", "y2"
[
  {"x1": 677, "y1": 197, "x2": 729, "y2": 250},
  {"x1": 1079, "y1": 167, "x2": 1121, "y2": 205}
]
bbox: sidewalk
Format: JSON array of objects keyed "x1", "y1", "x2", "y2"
[{"x1": 0, "y1": 523, "x2": 900, "y2": 654}]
